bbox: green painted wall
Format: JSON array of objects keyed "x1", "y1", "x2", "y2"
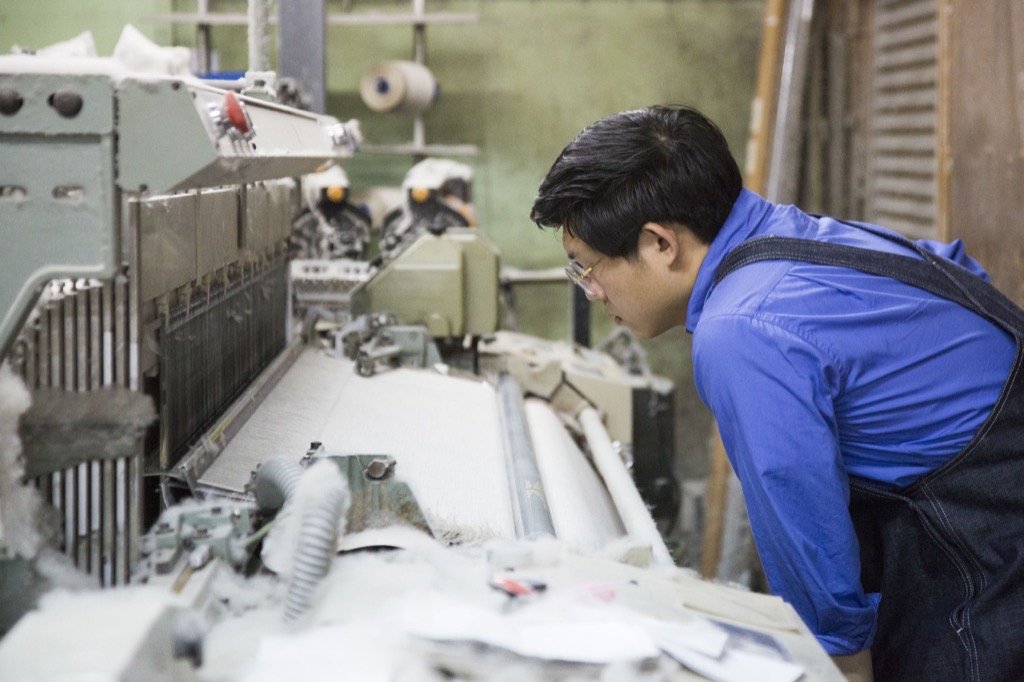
[
  {"x1": 317, "y1": 1, "x2": 764, "y2": 502},
  {"x1": 0, "y1": 0, "x2": 175, "y2": 55},
  {"x1": 1, "y1": 0, "x2": 764, "y2": 560}
]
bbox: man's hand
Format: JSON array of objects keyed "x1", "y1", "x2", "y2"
[{"x1": 831, "y1": 650, "x2": 873, "y2": 682}]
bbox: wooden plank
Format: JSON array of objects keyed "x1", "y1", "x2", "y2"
[
  {"x1": 874, "y1": 63, "x2": 937, "y2": 89},
  {"x1": 873, "y1": 155, "x2": 935, "y2": 176},
  {"x1": 873, "y1": 131, "x2": 938, "y2": 153},
  {"x1": 873, "y1": 110, "x2": 937, "y2": 131},
  {"x1": 869, "y1": 0, "x2": 938, "y2": 245},
  {"x1": 873, "y1": 87, "x2": 936, "y2": 112},
  {"x1": 744, "y1": 0, "x2": 789, "y2": 195},
  {"x1": 878, "y1": 0, "x2": 926, "y2": 8},
  {"x1": 700, "y1": 425, "x2": 730, "y2": 579},
  {"x1": 875, "y1": 15, "x2": 937, "y2": 49},
  {"x1": 875, "y1": 42, "x2": 936, "y2": 70},
  {"x1": 872, "y1": 175, "x2": 937, "y2": 198},
  {"x1": 872, "y1": 194, "x2": 937, "y2": 220},
  {"x1": 945, "y1": 0, "x2": 1024, "y2": 306},
  {"x1": 876, "y1": 0, "x2": 936, "y2": 29},
  {"x1": 936, "y1": 0, "x2": 952, "y2": 242},
  {"x1": 827, "y1": 22, "x2": 849, "y2": 216}
]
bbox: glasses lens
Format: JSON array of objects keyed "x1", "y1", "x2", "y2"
[{"x1": 565, "y1": 263, "x2": 598, "y2": 296}]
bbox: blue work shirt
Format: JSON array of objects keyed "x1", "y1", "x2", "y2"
[{"x1": 686, "y1": 189, "x2": 1017, "y2": 655}]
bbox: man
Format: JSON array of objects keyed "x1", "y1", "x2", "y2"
[{"x1": 530, "y1": 105, "x2": 1024, "y2": 682}]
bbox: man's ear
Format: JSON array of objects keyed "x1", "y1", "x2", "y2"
[{"x1": 641, "y1": 221, "x2": 681, "y2": 264}]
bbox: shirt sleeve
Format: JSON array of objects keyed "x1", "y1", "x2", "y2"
[
  {"x1": 692, "y1": 312, "x2": 879, "y2": 655},
  {"x1": 918, "y1": 238, "x2": 990, "y2": 281}
]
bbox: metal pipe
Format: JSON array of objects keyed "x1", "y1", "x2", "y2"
[
  {"x1": 766, "y1": 0, "x2": 815, "y2": 204},
  {"x1": 497, "y1": 375, "x2": 555, "y2": 540},
  {"x1": 248, "y1": 0, "x2": 271, "y2": 73},
  {"x1": 578, "y1": 407, "x2": 674, "y2": 567}
]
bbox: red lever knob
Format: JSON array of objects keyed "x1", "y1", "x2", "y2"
[{"x1": 223, "y1": 91, "x2": 251, "y2": 134}]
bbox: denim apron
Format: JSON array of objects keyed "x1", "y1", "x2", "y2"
[{"x1": 714, "y1": 223, "x2": 1024, "y2": 681}]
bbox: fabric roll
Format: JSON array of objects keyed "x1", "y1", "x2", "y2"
[{"x1": 359, "y1": 60, "x2": 438, "y2": 115}]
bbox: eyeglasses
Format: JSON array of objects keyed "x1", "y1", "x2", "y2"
[
  {"x1": 565, "y1": 255, "x2": 604, "y2": 297},
  {"x1": 563, "y1": 226, "x2": 639, "y2": 297}
]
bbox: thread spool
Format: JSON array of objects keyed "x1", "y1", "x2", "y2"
[{"x1": 359, "y1": 60, "x2": 438, "y2": 115}]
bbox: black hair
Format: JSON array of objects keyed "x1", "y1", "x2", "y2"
[{"x1": 529, "y1": 105, "x2": 743, "y2": 258}]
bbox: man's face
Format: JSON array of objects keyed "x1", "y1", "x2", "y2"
[{"x1": 561, "y1": 222, "x2": 709, "y2": 339}]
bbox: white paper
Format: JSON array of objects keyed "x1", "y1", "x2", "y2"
[
  {"x1": 642, "y1": 616, "x2": 729, "y2": 659},
  {"x1": 640, "y1": 613, "x2": 805, "y2": 682},
  {"x1": 247, "y1": 624, "x2": 408, "y2": 682},
  {"x1": 401, "y1": 591, "x2": 660, "y2": 663},
  {"x1": 659, "y1": 636, "x2": 805, "y2": 682}
]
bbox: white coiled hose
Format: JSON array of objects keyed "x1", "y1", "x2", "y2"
[{"x1": 254, "y1": 457, "x2": 350, "y2": 622}]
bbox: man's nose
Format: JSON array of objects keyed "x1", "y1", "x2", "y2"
[{"x1": 585, "y1": 279, "x2": 606, "y2": 302}]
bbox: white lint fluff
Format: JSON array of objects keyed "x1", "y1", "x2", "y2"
[{"x1": 0, "y1": 363, "x2": 45, "y2": 559}]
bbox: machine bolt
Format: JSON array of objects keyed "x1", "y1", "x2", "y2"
[
  {"x1": 365, "y1": 457, "x2": 395, "y2": 480},
  {"x1": 0, "y1": 88, "x2": 23, "y2": 115},
  {"x1": 188, "y1": 544, "x2": 213, "y2": 570},
  {"x1": 49, "y1": 89, "x2": 83, "y2": 117}
]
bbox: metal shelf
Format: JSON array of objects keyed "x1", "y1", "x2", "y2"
[
  {"x1": 145, "y1": 1, "x2": 477, "y2": 157},
  {"x1": 359, "y1": 142, "x2": 478, "y2": 157},
  {"x1": 144, "y1": 12, "x2": 478, "y2": 27}
]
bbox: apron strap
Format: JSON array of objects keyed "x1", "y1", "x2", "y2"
[{"x1": 713, "y1": 227, "x2": 1024, "y2": 335}]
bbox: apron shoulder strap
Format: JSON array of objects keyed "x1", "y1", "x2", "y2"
[{"x1": 713, "y1": 232, "x2": 1024, "y2": 334}]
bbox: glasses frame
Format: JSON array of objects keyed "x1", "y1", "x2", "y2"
[
  {"x1": 565, "y1": 255, "x2": 604, "y2": 297},
  {"x1": 563, "y1": 225, "x2": 642, "y2": 297}
]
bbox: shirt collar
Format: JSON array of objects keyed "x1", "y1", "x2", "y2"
[{"x1": 685, "y1": 189, "x2": 774, "y2": 332}]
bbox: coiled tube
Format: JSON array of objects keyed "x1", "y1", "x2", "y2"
[
  {"x1": 254, "y1": 457, "x2": 350, "y2": 623},
  {"x1": 253, "y1": 457, "x2": 304, "y2": 511}
]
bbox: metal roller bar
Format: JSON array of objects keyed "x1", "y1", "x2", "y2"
[
  {"x1": 497, "y1": 375, "x2": 555, "y2": 540},
  {"x1": 578, "y1": 407, "x2": 674, "y2": 568}
]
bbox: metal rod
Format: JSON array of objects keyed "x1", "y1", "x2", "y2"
[
  {"x1": 114, "y1": 276, "x2": 128, "y2": 388},
  {"x1": 24, "y1": 315, "x2": 37, "y2": 388},
  {"x1": 115, "y1": 457, "x2": 127, "y2": 585},
  {"x1": 197, "y1": 0, "x2": 212, "y2": 75},
  {"x1": 497, "y1": 375, "x2": 555, "y2": 540},
  {"x1": 128, "y1": 453, "x2": 142, "y2": 577},
  {"x1": 102, "y1": 458, "x2": 114, "y2": 586},
  {"x1": 91, "y1": 460, "x2": 101, "y2": 582},
  {"x1": 102, "y1": 282, "x2": 113, "y2": 387},
  {"x1": 63, "y1": 466, "x2": 75, "y2": 560},
  {"x1": 248, "y1": 0, "x2": 271, "y2": 73},
  {"x1": 37, "y1": 300, "x2": 49, "y2": 388},
  {"x1": 766, "y1": 0, "x2": 816, "y2": 204},
  {"x1": 48, "y1": 300, "x2": 60, "y2": 387},
  {"x1": 76, "y1": 462, "x2": 88, "y2": 569},
  {"x1": 62, "y1": 284, "x2": 74, "y2": 389}
]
